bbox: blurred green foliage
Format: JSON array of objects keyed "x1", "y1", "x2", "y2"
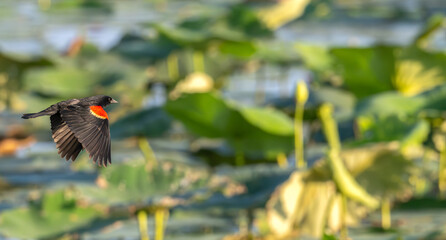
[
  {"x1": 1, "y1": 1, "x2": 446, "y2": 240},
  {"x1": 0, "y1": 189, "x2": 104, "y2": 239},
  {"x1": 111, "y1": 107, "x2": 172, "y2": 139},
  {"x1": 165, "y1": 92, "x2": 294, "y2": 159},
  {"x1": 78, "y1": 161, "x2": 210, "y2": 205}
]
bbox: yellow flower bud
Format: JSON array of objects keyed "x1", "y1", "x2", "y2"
[
  {"x1": 295, "y1": 81, "x2": 309, "y2": 105},
  {"x1": 319, "y1": 103, "x2": 334, "y2": 119}
]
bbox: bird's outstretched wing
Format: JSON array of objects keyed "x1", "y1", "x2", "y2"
[
  {"x1": 60, "y1": 105, "x2": 111, "y2": 166},
  {"x1": 51, "y1": 113, "x2": 83, "y2": 161}
]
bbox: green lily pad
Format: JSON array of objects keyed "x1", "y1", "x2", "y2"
[
  {"x1": 225, "y1": 5, "x2": 272, "y2": 38},
  {"x1": 0, "y1": 52, "x2": 53, "y2": 105},
  {"x1": 239, "y1": 107, "x2": 294, "y2": 136},
  {"x1": 218, "y1": 41, "x2": 257, "y2": 59},
  {"x1": 49, "y1": 0, "x2": 112, "y2": 13},
  {"x1": 111, "y1": 34, "x2": 180, "y2": 65},
  {"x1": 355, "y1": 91, "x2": 424, "y2": 117},
  {"x1": 0, "y1": 189, "x2": 103, "y2": 239},
  {"x1": 255, "y1": 41, "x2": 300, "y2": 64},
  {"x1": 0, "y1": 52, "x2": 52, "y2": 72},
  {"x1": 331, "y1": 46, "x2": 396, "y2": 99},
  {"x1": 295, "y1": 43, "x2": 333, "y2": 73},
  {"x1": 154, "y1": 24, "x2": 212, "y2": 47},
  {"x1": 356, "y1": 149, "x2": 413, "y2": 198},
  {"x1": 331, "y1": 42, "x2": 446, "y2": 99},
  {"x1": 418, "y1": 83, "x2": 446, "y2": 112},
  {"x1": 356, "y1": 115, "x2": 430, "y2": 147},
  {"x1": 24, "y1": 65, "x2": 98, "y2": 98},
  {"x1": 183, "y1": 164, "x2": 292, "y2": 210},
  {"x1": 323, "y1": 234, "x2": 340, "y2": 240},
  {"x1": 356, "y1": 83, "x2": 446, "y2": 119},
  {"x1": 79, "y1": 161, "x2": 210, "y2": 205},
  {"x1": 268, "y1": 86, "x2": 356, "y2": 122},
  {"x1": 111, "y1": 107, "x2": 172, "y2": 139},
  {"x1": 165, "y1": 92, "x2": 294, "y2": 159}
]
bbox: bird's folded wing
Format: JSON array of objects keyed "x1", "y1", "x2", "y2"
[{"x1": 60, "y1": 106, "x2": 111, "y2": 166}]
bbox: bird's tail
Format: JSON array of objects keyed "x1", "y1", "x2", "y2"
[
  {"x1": 22, "y1": 105, "x2": 57, "y2": 119},
  {"x1": 22, "y1": 112, "x2": 48, "y2": 119}
]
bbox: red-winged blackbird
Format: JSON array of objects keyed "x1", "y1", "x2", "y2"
[{"x1": 22, "y1": 95, "x2": 118, "y2": 167}]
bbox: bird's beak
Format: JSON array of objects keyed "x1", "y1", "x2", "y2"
[{"x1": 110, "y1": 99, "x2": 118, "y2": 104}]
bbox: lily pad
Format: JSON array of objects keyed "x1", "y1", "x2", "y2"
[
  {"x1": 183, "y1": 164, "x2": 292, "y2": 210},
  {"x1": 295, "y1": 43, "x2": 333, "y2": 74},
  {"x1": 0, "y1": 52, "x2": 52, "y2": 73},
  {"x1": 331, "y1": 46, "x2": 396, "y2": 99},
  {"x1": 356, "y1": 115, "x2": 430, "y2": 148},
  {"x1": 79, "y1": 161, "x2": 210, "y2": 205},
  {"x1": 154, "y1": 24, "x2": 212, "y2": 47},
  {"x1": 356, "y1": 83, "x2": 446, "y2": 118},
  {"x1": 165, "y1": 92, "x2": 294, "y2": 159},
  {"x1": 218, "y1": 41, "x2": 257, "y2": 59},
  {"x1": 49, "y1": 0, "x2": 112, "y2": 13},
  {"x1": 355, "y1": 92, "x2": 424, "y2": 117},
  {"x1": 111, "y1": 34, "x2": 180, "y2": 65},
  {"x1": 111, "y1": 107, "x2": 172, "y2": 139},
  {"x1": 0, "y1": 189, "x2": 103, "y2": 239},
  {"x1": 356, "y1": 150, "x2": 413, "y2": 198},
  {"x1": 24, "y1": 65, "x2": 99, "y2": 98},
  {"x1": 331, "y1": 44, "x2": 446, "y2": 99},
  {"x1": 226, "y1": 5, "x2": 272, "y2": 38}
]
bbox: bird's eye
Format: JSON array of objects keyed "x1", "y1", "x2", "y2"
[{"x1": 108, "y1": 97, "x2": 112, "y2": 102}]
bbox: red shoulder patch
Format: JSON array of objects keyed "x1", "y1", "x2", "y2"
[{"x1": 89, "y1": 106, "x2": 108, "y2": 119}]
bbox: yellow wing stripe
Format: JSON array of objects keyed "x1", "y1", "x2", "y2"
[
  {"x1": 90, "y1": 109, "x2": 107, "y2": 119},
  {"x1": 89, "y1": 105, "x2": 108, "y2": 119}
]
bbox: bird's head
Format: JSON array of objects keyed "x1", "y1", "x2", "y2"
[{"x1": 85, "y1": 95, "x2": 118, "y2": 107}]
